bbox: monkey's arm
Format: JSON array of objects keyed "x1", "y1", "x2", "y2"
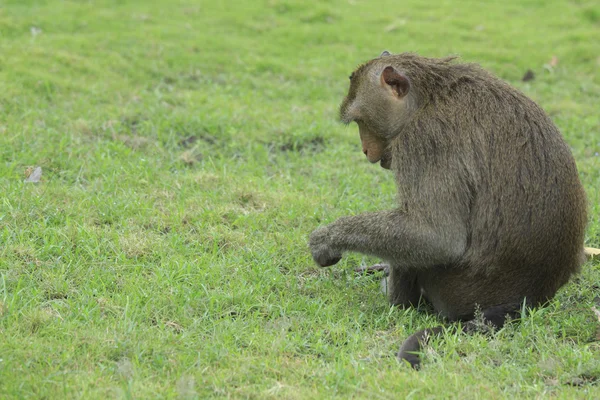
[{"x1": 309, "y1": 209, "x2": 467, "y2": 268}]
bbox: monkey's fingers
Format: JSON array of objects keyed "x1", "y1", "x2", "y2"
[{"x1": 354, "y1": 263, "x2": 390, "y2": 276}]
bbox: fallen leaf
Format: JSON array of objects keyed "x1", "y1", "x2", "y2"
[
  {"x1": 30, "y1": 26, "x2": 42, "y2": 37},
  {"x1": 180, "y1": 150, "x2": 202, "y2": 165},
  {"x1": 592, "y1": 307, "x2": 600, "y2": 322},
  {"x1": 165, "y1": 321, "x2": 184, "y2": 333},
  {"x1": 384, "y1": 19, "x2": 407, "y2": 32},
  {"x1": 584, "y1": 247, "x2": 600, "y2": 260},
  {"x1": 592, "y1": 307, "x2": 600, "y2": 341},
  {"x1": 24, "y1": 166, "x2": 42, "y2": 183},
  {"x1": 113, "y1": 134, "x2": 150, "y2": 149},
  {"x1": 544, "y1": 377, "x2": 559, "y2": 387},
  {"x1": 549, "y1": 56, "x2": 558, "y2": 67}
]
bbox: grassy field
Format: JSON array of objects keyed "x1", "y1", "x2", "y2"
[{"x1": 1, "y1": 0, "x2": 599, "y2": 398}]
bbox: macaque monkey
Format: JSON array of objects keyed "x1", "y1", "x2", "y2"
[{"x1": 310, "y1": 52, "x2": 587, "y2": 368}]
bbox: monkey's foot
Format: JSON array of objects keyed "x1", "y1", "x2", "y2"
[{"x1": 355, "y1": 263, "x2": 390, "y2": 276}]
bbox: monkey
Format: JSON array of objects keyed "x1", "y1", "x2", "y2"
[{"x1": 309, "y1": 51, "x2": 588, "y2": 369}]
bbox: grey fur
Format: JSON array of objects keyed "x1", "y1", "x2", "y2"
[{"x1": 310, "y1": 53, "x2": 587, "y2": 368}]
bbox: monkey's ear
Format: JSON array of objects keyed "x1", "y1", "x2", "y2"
[
  {"x1": 381, "y1": 66, "x2": 410, "y2": 98},
  {"x1": 380, "y1": 50, "x2": 391, "y2": 57}
]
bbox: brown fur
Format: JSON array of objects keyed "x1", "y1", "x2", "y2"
[{"x1": 309, "y1": 52, "x2": 587, "y2": 368}]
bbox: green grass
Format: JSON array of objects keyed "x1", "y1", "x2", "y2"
[{"x1": 1, "y1": 0, "x2": 599, "y2": 398}]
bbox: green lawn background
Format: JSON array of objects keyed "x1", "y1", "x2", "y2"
[{"x1": 1, "y1": 0, "x2": 599, "y2": 398}]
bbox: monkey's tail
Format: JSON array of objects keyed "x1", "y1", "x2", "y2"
[
  {"x1": 397, "y1": 326, "x2": 447, "y2": 369},
  {"x1": 398, "y1": 303, "x2": 524, "y2": 369}
]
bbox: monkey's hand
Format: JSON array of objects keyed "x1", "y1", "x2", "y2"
[{"x1": 309, "y1": 227, "x2": 342, "y2": 267}]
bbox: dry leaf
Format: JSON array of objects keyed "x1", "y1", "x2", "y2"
[
  {"x1": 24, "y1": 166, "x2": 42, "y2": 183},
  {"x1": 165, "y1": 320, "x2": 184, "y2": 333},
  {"x1": 593, "y1": 307, "x2": 600, "y2": 341},
  {"x1": 592, "y1": 307, "x2": 600, "y2": 322},
  {"x1": 549, "y1": 56, "x2": 558, "y2": 67},
  {"x1": 113, "y1": 134, "x2": 150, "y2": 149},
  {"x1": 180, "y1": 150, "x2": 202, "y2": 165},
  {"x1": 384, "y1": 19, "x2": 407, "y2": 32},
  {"x1": 584, "y1": 247, "x2": 600, "y2": 260},
  {"x1": 30, "y1": 26, "x2": 42, "y2": 37}
]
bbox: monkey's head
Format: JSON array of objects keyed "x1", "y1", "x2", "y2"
[{"x1": 339, "y1": 51, "x2": 414, "y2": 170}]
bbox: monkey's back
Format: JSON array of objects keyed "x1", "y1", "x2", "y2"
[
  {"x1": 464, "y1": 85, "x2": 587, "y2": 310},
  {"x1": 393, "y1": 55, "x2": 587, "y2": 318}
]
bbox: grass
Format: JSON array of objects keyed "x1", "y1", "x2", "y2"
[{"x1": 0, "y1": 0, "x2": 599, "y2": 398}]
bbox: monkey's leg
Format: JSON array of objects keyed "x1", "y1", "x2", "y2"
[
  {"x1": 397, "y1": 303, "x2": 522, "y2": 370},
  {"x1": 387, "y1": 267, "x2": 420, "y2": 307}
]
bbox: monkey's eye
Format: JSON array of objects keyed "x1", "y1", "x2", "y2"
[{"x1": 349, "y1": 72, "x2": 354, "y2": 81}]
